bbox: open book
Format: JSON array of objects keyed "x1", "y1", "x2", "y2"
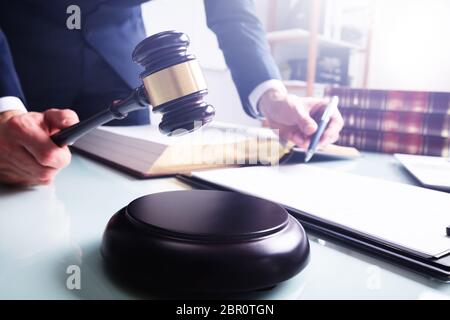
[{"x1": 72, "y1": 122, "x2": 360, "y2": 178}]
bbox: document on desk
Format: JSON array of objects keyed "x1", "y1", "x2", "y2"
[
  {"x1": 395, "y1": 154, "x2": 450, "y2": 191},
  {"x1": 191, "y1": 165, "x2": 450, "y2": 258}
]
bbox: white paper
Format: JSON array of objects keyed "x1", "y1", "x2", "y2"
[
  {"x1": 192, "y1": 165, "x2": 450, "y2": 258},
  {"x1": 395, "y1": 154, "x2": 450, "y2": 190}
]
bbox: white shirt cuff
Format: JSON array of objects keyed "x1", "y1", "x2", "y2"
[
  {"x1": 248, "y1": 79, "x2": 287, "y2": 119},
  {"x1": 0, "y1": 96, "x2": 27, "y2": 114}
]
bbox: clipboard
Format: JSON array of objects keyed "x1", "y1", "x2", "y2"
[{"x1": 176, "y1": 173, "x2": 450, "y2": 282}]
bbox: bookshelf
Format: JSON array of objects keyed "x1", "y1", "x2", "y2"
[{"x1": 265, "y1": 0, "x2": 373, "y2": 96}]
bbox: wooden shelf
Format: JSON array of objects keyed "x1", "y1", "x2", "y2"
[
  {"x1": 283, "y1": 80, "x2": 330, "y2": 87},
  {"x1": 265, "y1": 0, "x2": 372, "y2": 95},
  {"x1": 283, "y1": 80, "x2": 308, "y2": 88},
  {"x1": 267, "y1": 28, "x2": 365, "y2": 51},
  {"x1": 283, "y1": 80, "x2": 327, "y2": 97}
]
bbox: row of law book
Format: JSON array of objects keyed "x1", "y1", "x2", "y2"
[
  {"x1": 338, "y1": 129, "x2": 449, "y2": 157},
  {"x1": 340, "y1": 109, "x2": 448, "y2": 138},
  {"x1": 326, "y1": 87, "x2": 450, "y2": 157},
  {"x1": 327, "y1": 87, "x2": 450, "y2": 114}
]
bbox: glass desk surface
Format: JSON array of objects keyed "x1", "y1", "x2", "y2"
[{"x1": 0, "y1": 152, "x2": 448, "y2": 299}]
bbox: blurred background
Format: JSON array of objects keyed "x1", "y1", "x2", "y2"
[{"x1": 142, "y1": 0, "x2": 450, "y2": 156}]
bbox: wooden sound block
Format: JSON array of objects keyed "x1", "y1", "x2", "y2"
[{"x1": 101, "y1": 190, "x2": 310, "y2": 293}]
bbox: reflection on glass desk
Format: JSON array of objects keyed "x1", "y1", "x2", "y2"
[{"x1": 0, "y1": 152, "x2": 448, "y2": 299}]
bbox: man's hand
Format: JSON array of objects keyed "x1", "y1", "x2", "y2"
[
  {"x1": 258, "y1": 89, "x2": 344, "y2": 149},
  {"x1": 0, "y1": 109, "x2": 79, "y2": 186}
]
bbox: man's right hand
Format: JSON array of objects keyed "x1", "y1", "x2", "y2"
[{"x1": 0, "y1": 109, "x2": 79, "y2": 186}]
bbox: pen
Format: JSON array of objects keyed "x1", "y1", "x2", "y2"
[{"x1": 304, "y1": 95, "x2": 340, "y2": 163}]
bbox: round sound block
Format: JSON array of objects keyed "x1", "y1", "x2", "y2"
[{"x1": 101, "y1": 190, "x2": 310, "y2": 293}]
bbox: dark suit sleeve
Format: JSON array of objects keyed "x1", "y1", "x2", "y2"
[
  {"x1": 204, "y1": 0, "x2": 281, "y2": 118},
  {"x1": 0, "y1": 28, "x2": 24, "y2": 100}
]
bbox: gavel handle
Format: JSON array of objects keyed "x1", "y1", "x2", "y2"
[{"x1": 51, "y1": 86, "x2": 149, "y2": 147}]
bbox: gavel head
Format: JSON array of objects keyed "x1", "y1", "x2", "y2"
[{"x1": 132, "y1": 31, "x2": 215, "y2": 136}]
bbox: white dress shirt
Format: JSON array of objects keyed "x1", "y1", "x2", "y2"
[
  {"x1": 248, "y1": 79, "x2": 287, "y2": 119},
  {"x1": 0, "y1": 96, "x2": 27, "y2": 114}
]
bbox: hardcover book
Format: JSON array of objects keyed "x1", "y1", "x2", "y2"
[
  {"x1": 327, "y1": 87, "x2": 450, "y2": 156},
  {"x1": 341, "y1": 108, "x2": 449, "y2": 138},
  {"x1": 72, "y1": 123, "x2": 359, "y2": 178},
  {"x1": 326, "y1": 87, "x2": 450, "y2": 114},
  {"x1": 337, "y1": 128, "x2": 449, "y2": 157}
]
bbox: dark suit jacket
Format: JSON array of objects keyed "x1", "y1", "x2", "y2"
[
  {"x1": 0, "y1": 0, "x2": 280, "y2": 119},
  {"x1": 0, "y1": 29, "x2": 24, "y2": 101}
]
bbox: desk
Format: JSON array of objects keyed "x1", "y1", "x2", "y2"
[{"x1": 0, "y1": 152, "x2": 449, "y2": 299}]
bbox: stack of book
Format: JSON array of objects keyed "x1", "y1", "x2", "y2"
[{"x1": 325, "y1": 87, "x2": 450, "y2": 157}]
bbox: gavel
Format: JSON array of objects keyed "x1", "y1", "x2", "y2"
[{"x1": 51, "y1": 31, "x2": 215, "y2": 146}]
